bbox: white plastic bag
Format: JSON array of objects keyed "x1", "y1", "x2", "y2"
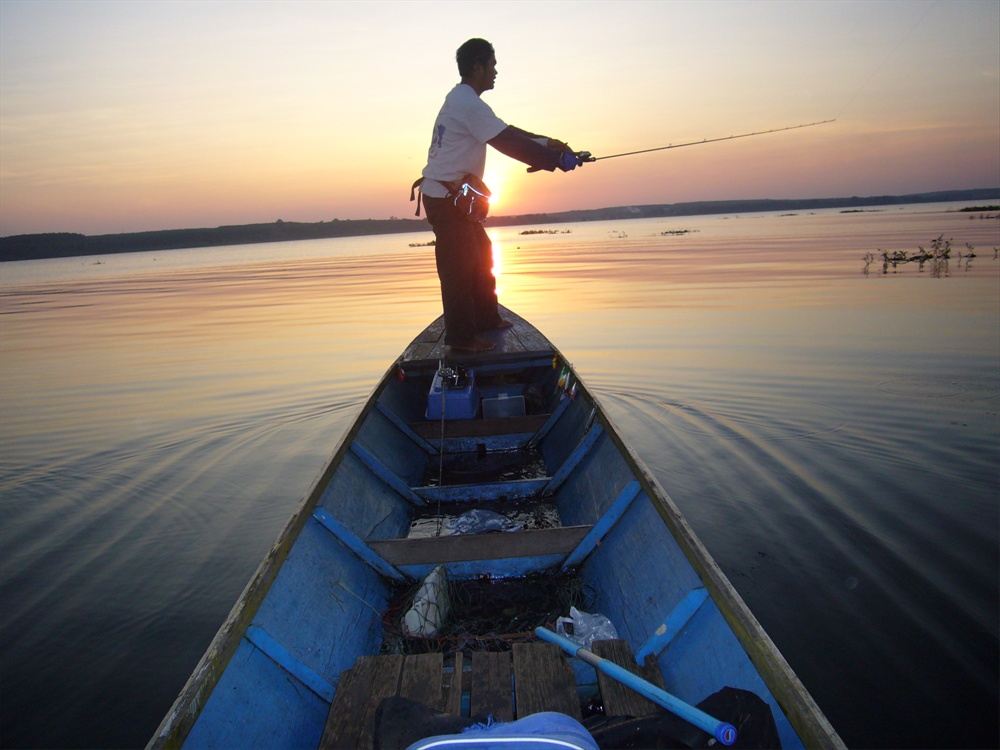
[
  {"x1": 555, "y1": 606, "x2": 619, "y2": 650},
  {"x1": 403, "y1": 565, "x2": 450, "y2": 637}
]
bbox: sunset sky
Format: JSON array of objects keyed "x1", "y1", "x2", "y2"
[{"x1": 1, "y1": 0, "x2": 998, "y2": 237}]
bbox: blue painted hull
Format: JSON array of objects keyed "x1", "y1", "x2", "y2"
[{"x1": 149, "y1": 308, "x2": 842, "y2": 749}]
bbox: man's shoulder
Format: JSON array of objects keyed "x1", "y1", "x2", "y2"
[
  {"x1": 444, "y1": 83, "x2": 496, "y2": 111},
  {"x1": 434, "y1": 82, "x2": 506, "y2": 143}
]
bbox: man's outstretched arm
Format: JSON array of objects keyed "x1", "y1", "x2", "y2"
[{"x1": 488, "y1": 126, "x2": 577, "y2": 172}]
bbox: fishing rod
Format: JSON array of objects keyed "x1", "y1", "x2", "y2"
[{"x1": 573, "y1": 118, "x2": 835, "y2": 163}]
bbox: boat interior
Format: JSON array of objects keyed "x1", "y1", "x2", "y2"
[{"x1": 168, "y1": 312, "x2": 812, "y2": 749}]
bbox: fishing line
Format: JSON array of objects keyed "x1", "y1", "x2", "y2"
[
  {"x1": 573, "y1": 4, "x2": 936, "y2": 166},
  {"x1": 834, "y1": 0, "x2": 937, "y2": 119},
  {"x1": 585, "y1": 119, "x2": 836, "y2": 162}
]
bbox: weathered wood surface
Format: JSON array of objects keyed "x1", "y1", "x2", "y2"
[
  {"x1": 319, "y1": 644, "x2": 584, "y2": 748},
  {"x1": 512, "y1": 642, "x2": 582, "y2": 720},
  {"x1": 369, "y1": 525, "x2": 592, "y2": 566},
  {"x1": 470, "y1": 651, "x2": 514, "y2": 722},
  {"x1": 319, "y1": 654, "x2": 403, "y2": 750},
  {"x1": 592, "y1": 639, "x2": 666, "y2": 718},
  {"x1": 443, "y1": 651, "x2": 464, "y2": 716},
  {"x1": 400, "y1": 306, "x2": 554, "y2": 364},
  {"x1": 400, "y1": 652, "x2": 445, "y2": 711}
]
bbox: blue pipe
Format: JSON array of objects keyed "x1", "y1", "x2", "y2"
[{"x1": 535, "y1": 627, "x2": 737, "y2": 746}]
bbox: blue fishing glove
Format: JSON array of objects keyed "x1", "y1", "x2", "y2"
[{"x1": 557, "y1": 151, "x2": 583, "y2": 172}]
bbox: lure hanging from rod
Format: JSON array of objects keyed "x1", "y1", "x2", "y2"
[{"x1": 574, "y1": 118, "x2": 835, "y2": 163}]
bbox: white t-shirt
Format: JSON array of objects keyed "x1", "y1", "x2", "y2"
[{"x1": 420, "y1": 83, "x2": 507, "y2": 198}]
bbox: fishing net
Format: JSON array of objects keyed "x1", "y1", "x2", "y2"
[
  {"x1": 381, "y1": 572, "x2": 594, "y2": 655},
  {"x1": 421, "y1": 447, "x2": 547, "y2": 487}
]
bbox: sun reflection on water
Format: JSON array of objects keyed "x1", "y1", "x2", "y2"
[{"x1": 489, "y1": 234, "x2": 503, "y2": 296}]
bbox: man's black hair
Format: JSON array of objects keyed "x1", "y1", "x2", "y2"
[{"x1": 456, "y1": 38, "x2": 494, "y2": 78}]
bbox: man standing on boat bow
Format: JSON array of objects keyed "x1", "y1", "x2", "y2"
[{"x1": 413, "y1": 38, "x2": 585, "y2": 353}]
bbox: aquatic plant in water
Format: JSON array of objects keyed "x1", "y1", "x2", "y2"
[{"x1": 863, "y1": 235, "x2": 998, "y2": 276}]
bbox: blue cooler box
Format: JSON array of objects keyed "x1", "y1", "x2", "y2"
[{"x1": 425, "y1": 367, "x2": 479, "y2": 420}]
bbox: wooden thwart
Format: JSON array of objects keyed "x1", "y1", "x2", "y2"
[{"x1": 369, "y1": 525, "x2": 592, "y2": 567}]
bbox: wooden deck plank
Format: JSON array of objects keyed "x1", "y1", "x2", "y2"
[
  {"x1": 470, "y1": 651, "x2": 513, "y2": 722},
  {"x1": 370, "y1": 525, "x2": 592, "y2": 566},
  {"x1": 443, "y1": 652, "x2": 464, "y2": 717},
  {"x1": 400, "y1": 319, "x2": 446, "y2": 362},
  {"x1": 503, "y1": 308, "x2": 553, "y2": 353},
  {"x1": 400, "y1": 307, "x2": 554, "y2": 365},
  {"x1": 512, "y1": 643, "x2": 582, "y2": 720},
  {"x1": 318, "y1": 665, "x2": 363, "y2": 749},
  {"x1": 592, "y1": 639, "x2": 666, "y2": 718},
  {"x1": 399, "y1": 652, "x2": 445, "y2": 712},
  {"x1": 323, "y1": 631, "x2": 669, "y2": 747},
  {"x1": 415, "y1": 318, "x2": 447, "y2": 343},
  {"x1": 319, "y1": 654, "x2": 403, "y2": 750}
]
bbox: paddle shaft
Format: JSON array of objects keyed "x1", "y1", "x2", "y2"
[{"x1": 535, "y1": 627, "x2": 737, "y2": 746}]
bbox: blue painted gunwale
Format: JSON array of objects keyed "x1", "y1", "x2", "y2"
[{"x1": 148, "y1": 306, "x2": 843, "y2": 750}]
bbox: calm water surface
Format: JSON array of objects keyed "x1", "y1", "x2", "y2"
[{"x1": 1, "y1": 204, "x2": 998, "y2": 748}]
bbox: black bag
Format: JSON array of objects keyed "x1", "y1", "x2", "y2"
[{"x1": 449, "y1": 174, "x2": 491, "y2": 223}]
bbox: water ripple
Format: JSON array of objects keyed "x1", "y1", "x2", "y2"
[{"x1": 876, "y1": 375, "x2": 1000, "y2": 401}]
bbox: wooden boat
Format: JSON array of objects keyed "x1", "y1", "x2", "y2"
[{"x1": 149, "y1": 307, "x2": 843, "y2": 749}]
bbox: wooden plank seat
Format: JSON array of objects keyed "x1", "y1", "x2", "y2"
[
  {"x1": 370, "y1": 525, "x2": 592, "y2": 568},
  {"x1": 319, "y1": 643, "x2": 580, "y2": 749}
]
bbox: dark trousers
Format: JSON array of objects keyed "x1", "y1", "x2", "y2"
[{"x1": 422, "y1": 195, "x2": 502, "y2": 344}]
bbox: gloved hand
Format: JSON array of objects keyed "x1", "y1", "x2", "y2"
[{"x1": 557, "y1": 151, "x2": 583, "y2": 172}]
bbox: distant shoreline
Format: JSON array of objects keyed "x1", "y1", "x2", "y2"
[{"x1": 2, "y1": 188, "x2": 997, "y2": 263}]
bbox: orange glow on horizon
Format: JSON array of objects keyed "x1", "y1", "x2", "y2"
[{"x1": 1, "y1": 2, "x2": 997, "y2": 237}]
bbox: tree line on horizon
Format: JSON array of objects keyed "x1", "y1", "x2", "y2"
[{"x1": 2, "y1": 188, "x2": 997, "y2": 263}]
